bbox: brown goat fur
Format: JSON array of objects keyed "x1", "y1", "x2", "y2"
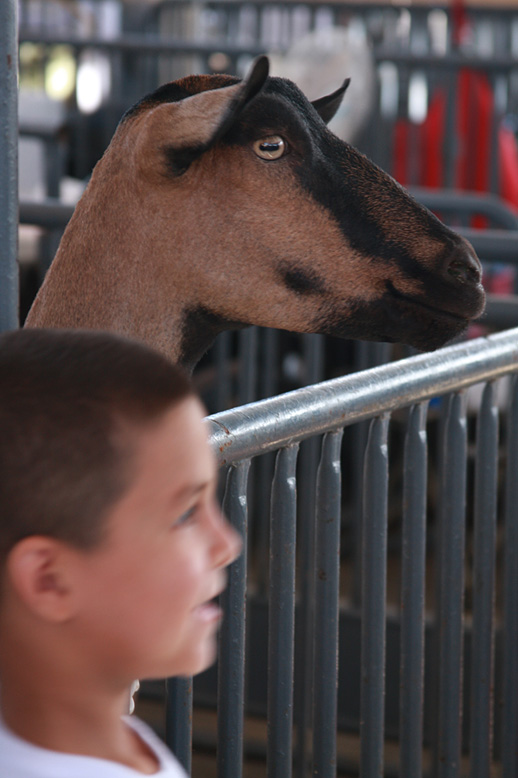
[{"x1": 26, "y1": 56, "x2": 485, "y2": 370}]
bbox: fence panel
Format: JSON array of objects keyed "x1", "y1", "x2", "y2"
[{"x1": 198, "y1": 327, "x2": 518, "y2": 777}]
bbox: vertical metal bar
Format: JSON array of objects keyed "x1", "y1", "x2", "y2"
[
  {"x1": 302, "y1": 332, "x2": 324, "y2": 386},
  {"x1": 369, "y1": 77, "x2": 386, "y2": 172},
  {"x1": 351, "y1": 416, "x2": 368, "y2": 608},
  {"x1": 352, "y1": 342, "x2": 391, "y2": 607},
  {"x1": 488, "y1": 73, "x2": 501, "y2": 196},
  {"x1": 352, "y1": 343, "x2": 374, "y2": 608},
  {"x1": 0, "y1": 0, "x2": 19, "y2": 331},
  {"x1": 312, "y1": 430, "x2": 344, "y2": 778},
  {"x1": 294, "y1": 333, "x2": 324, "y2": 778},
  {"x1": 431, "y1": 394, "x2": 454, "y2": 778},
  {"x1": 502, "y1": 375, "x2": 518, "y2": 778},
  {"x1": 256, "y1": 452, "x2": 275, "y2": 596},
  {"x1": 260, "y1": 328, "x2": 279, "y2": 400},
  {"x1": 360, "y1": 414, "x2": 390, "y2": 777},
  {"x1": 443, "y1": 67, "x2": 458, "y2": 188},
  {"x1": 438, "y1": 392, "x2": 467, "y2": 778},
  {"x1": 268, "y1": 444, "x2": 299, "y2": 778},
  {"x1": 217, "y1": 460, "x2": 251, "y2": 778},
  {"x1": 400, "y1": 402, "x2": 429, "y2": 778},
  {"x1": 165, "y1": 677, "x2": 192, "y2": 775},
  {"x1": 214, "y1": 332, "x2": 232, "y2": 412},
  {"x1": 238, "y1": 327, "x2": 258, "y2": 405},
  {"x1": 470, "y1": 382, "x2": 498, "y2": 778},
  {"x1": 256, "y1": 330, "x2": 279, "y2": 593}
]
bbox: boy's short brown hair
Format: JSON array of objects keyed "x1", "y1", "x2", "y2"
[{"x1": 0, "y1": 328, "x2": 193, "y2": 559}]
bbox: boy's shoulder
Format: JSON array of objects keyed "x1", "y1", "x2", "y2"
[{"x1": 0, "y1": 713, "x2": 187, "y2": 778}]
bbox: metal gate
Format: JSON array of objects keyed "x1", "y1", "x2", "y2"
[{"x1": 171, "y1": 328, "x2": 518, "y2": 778}]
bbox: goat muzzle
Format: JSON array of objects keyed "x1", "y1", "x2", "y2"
[{"x1": 444, "y1": 242, "x2": 482, "y2": 287}]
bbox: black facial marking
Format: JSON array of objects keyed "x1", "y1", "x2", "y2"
[
  {"x1": 293, "y1": 133, "x2": 446, "y2": 273},
  {"x1": 312, "y1": 290, "x2": 469, "y2": 352},
  {"x1": 279, "y1": 264, "x2": 327, "y2": 296},
  {"x1": 163, "y1": 144, "x2": 206, "y2": 177},
  {"x1": 179, "y1": 306, "x2": 247, "y2": 371}
]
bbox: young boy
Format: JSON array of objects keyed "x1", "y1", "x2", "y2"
[{"x1": 0, "y1": 328, "x2": 241, "y2": 776}]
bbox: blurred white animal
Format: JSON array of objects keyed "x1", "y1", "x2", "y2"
[{"x1": 269, "y1": 26, "x2": 375, "y2": 144}]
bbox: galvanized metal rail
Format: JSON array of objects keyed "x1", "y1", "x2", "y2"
[{"x1": 207, "y1": 328, "x2": 518, "y2": 464}]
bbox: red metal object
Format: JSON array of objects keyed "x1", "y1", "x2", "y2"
[{"x1": 393, "y1": 0, "x2": 518, "y2": 221}]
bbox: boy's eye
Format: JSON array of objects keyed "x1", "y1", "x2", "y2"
[{"x1": 174, "y1": 505, "x2": 197, "y2": 528}]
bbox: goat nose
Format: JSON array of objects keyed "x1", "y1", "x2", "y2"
[{"x1": 445, "y1": 245, "x2": 482, "y2": 286}]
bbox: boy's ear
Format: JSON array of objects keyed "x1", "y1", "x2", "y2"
[{"x1": 6, "y1": 537, "x2": 77, "y2": 623}]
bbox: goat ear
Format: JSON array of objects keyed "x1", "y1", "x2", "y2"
[
  {"x1": 311, "y1": 78, "x2": 350, "y2": 125},
  {"x1": 209, "y1": 55, "x2": 270, "y2": 144},
  {"x1": 163, "y1": 56, "x2": 270, "y2": 174}
]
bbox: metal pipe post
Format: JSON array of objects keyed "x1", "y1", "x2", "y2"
[
  {"x1": 470, "y1": 382, "x2": 498, "y2": 778},
  {"x1": 437, "y1": 392, "x2": 467, "y2": 778},
  {"x1": 217, "y1": 461, "x2": 251, "y2": 778},
  {"x1": 267, "y1": 444, "x2": 299, "y2": 778},
  {"x1": 312, "y1": 430, "x2": 344, "y2": 778},
  {"x1": 165, "y1": 677, "x2": 192, "y2": 775},
  {"x1": 0, "y1": 0, "x2": 19, "y2": 331},
  {"x1": 400, "y1": 402, "x2": 429, "y2": 778},
  {"x1": 360, "y1": 414, "x2": 390, "y2": 777},
  {"x1": 502, "y1": 376, "x2": 518, "y2": 778}
]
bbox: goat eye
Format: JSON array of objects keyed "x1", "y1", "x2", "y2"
[{"x1": 253, "y1": 136, "x2": 286, "y2": 160}]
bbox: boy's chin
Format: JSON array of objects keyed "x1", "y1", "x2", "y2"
[
  {"x1": 181, "y1": 642, "x2": 218, "y2": 678},
  {"x1": 134, "y1": 632, "x2": 220, "y2": 682},
  {"x1": 150, "y1": 639, "x2": 219, "y2": 680}
]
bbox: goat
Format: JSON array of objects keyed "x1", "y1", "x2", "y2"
[{"x1": 26, "y1": 56, "x2": 485, "y2": 371}]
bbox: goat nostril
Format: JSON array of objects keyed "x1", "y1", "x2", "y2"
[
  {"x1": 448, "y1": 259, "x2": 470, "y2": 283},
  {"x1": 446, "y1": 250, "x2": 481, "y2": 285}
]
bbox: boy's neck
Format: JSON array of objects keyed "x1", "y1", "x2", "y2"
[{"x1": 0, "y1": 622, "x2": 159, "y2": 774}]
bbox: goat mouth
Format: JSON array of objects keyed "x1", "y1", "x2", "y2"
[
  {"x1": 313, "y1": 279, "x2": 484, "y2": 351},
  {"x1": 387, "y1": 281, "x2": 484, "y2": 325}
]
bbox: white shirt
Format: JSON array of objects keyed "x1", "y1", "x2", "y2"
[{"x1": 0, "y1": 713, "x2": 188, "y2": 778}]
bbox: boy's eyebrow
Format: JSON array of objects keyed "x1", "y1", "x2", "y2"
[{"x1": 171, "y1": 481, "x2": 212, "y2": 503}]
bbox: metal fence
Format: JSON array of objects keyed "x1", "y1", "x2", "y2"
[{"x1": 174, "y1": 326, "x2": 518, "y2": 778}]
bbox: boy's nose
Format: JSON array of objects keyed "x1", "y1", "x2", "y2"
[{"x1": 212, "y1": 506, "x2": 242, "y2": 569}]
